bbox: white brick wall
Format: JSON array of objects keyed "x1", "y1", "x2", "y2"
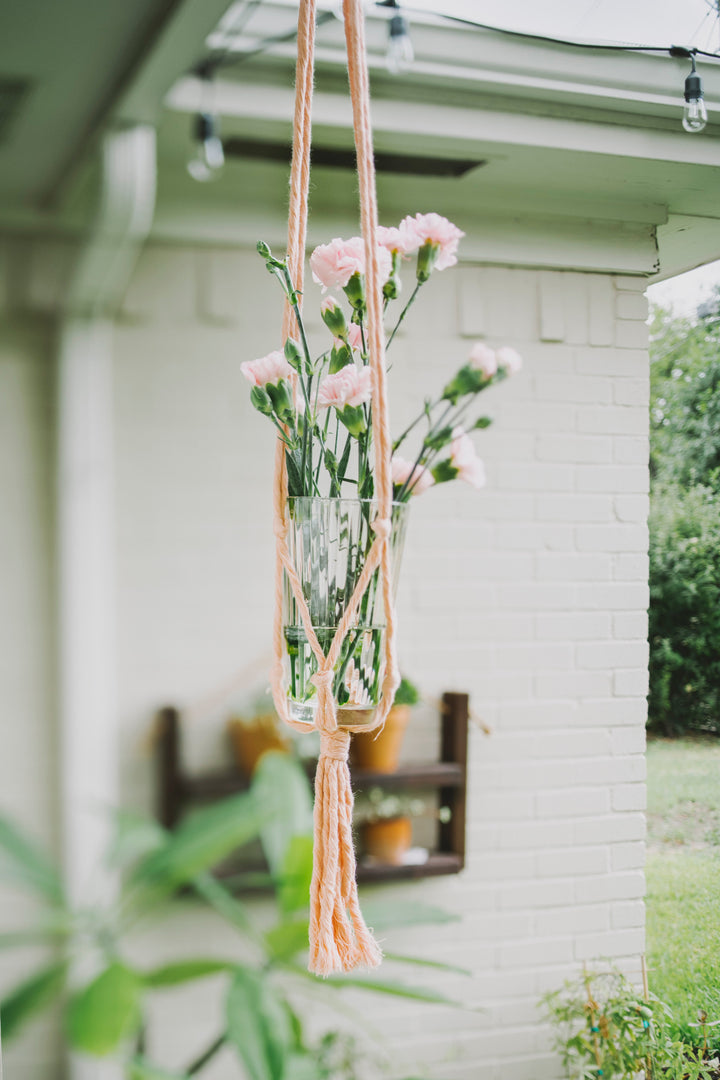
[{"x1": 0, "y1": 243, "x2": 650, "y2": 1080}]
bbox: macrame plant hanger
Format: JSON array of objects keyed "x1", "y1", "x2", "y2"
[{"x1": 269, "y1": 0, "x2": 400, "y2": 976}]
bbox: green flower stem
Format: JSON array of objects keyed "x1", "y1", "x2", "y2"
[
  {"x1": 386, "y1": 281, "x2": 422, "y2": 350},
  {"x1": 186, "y1": 1032, "x2": 226, "y2": 1075}
]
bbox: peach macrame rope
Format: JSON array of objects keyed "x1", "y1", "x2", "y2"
[{"x1": 267, "y1": 0, "x2": 400, "y2": 976}]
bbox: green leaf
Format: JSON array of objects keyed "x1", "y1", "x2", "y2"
[
  {"x1": 359, "y1": 899, "x2": 459, "y2": 931},
  {"x1": 251, "y1": 752, "x2": 313, "y2": 882},
  {"x1": 284, "y1": 1054, "x2": 319, "y2": 1080},
  {"x1": 226, "y1": 968, "x2": 291, "y2": 1080},
  {"x1": 1, "y1": 960, "x2": 68, "y2": 1040},
  {"x1": 337, "y1": 437, "x2": 352, "y2": 483},
  {"x1": 107, "y1": 810, "x2": 167, "y2": 869},
  {"x1": 278, "y1": 835, "x2": 313, "y2": 918},
  {"x1": 66, "y1": 961, "x2": 142, "y2": 1056},
  {"x1": 143, "y1": 959, "x2": 234, "y2": 987},
  {"x1": 129, "y1": 791, "x2": 263, "y2": 899},
  {"x1": 129, "y1": 1059, "x2": 189, "y2": 1080},
  {"x1": 285, "y1": 450, "x2": 304, "y2": 498},
  {"x1": 264, "y1": 920, "x2": 309, "y2": 962},
  {"x1": 383, "y1": 952, "x2": 471, "y2": 976},
  {"x1": 192, "y1": 873, "x2": 255, "y2": 938},
  {"x1": 329, "y1": 976, "x2": 460, "y2": 1007},
  {"x1": 0, "y1": 816, "x2": 64, "y2": 905}
]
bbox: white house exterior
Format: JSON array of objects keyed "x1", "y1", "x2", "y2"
[{"x1": 1, "y1": 2, "x2": 720, "y2": 1077}]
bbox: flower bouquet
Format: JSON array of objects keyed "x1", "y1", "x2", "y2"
[{"x1": 243, "y1": 213, "x2": 521, "y2": 726}]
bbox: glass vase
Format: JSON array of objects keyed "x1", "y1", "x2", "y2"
[{"x1": 282, "y1": 497, "x2": 408, "y2": 728}]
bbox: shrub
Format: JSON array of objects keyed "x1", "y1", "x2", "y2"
[{"x1": 649, "y1": 484, "x2": 720, "y2": 736}]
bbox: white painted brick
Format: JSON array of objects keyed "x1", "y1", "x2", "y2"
[
  {"x1": 612, "y1": 841, "x2": 646, "y2": 871},
  {"x1": 613, "y1": 612, "x2": 648, "y2": 638},
  {"x1": 576, "y1": 641, "x2": 649, "y2": 669},
  {"x1": 575, "y1": 927, "x2": 645, "y2": 960},
  {"x1": 611, "y1": 900, "x2": 646, "y2": 929},
  {"x1": 536, "y1": 671, "x2": 613, "y2": 699},
  {"x1": 499, "y1": 700, "x2": 579, "y2": 731},
  {"x1": 536, "y1": 612, "x2": 612, "y2": 640},
  {"x1": 613, "y1": 553, "x2": 650, "y2": 581},
  {"x1": 589, "y1": 276, "x2": 615, "y2": 346},
  {"x1": 613, "y1": 377, "x2": 649, "y2": 406},
  {"x1": 498, "y1": 462, "x2": 574, "y2": 491},
  {"x1": 581, "y1": 699, "x2": 647, "y2": 726},
  {"x1": 577, "y1": 405, "x2": 648, "y2": 436},
  {"x1": 614, "y1": 275, "x2": 647, "y2": 292},
  {"x1": 536, "y1": 433, "x2": 613, "y2": 463},
  {"x1": 576, "y1": 814, "x2": 646, "y2": 845},
  {"x1": 532, "y1": 728, "x2": 612, "y2": 759},
  {"x1": 500, "y1": 402, "x2": 575, "y2": 431},
  {"x1": 578, "y1": 582, "x2": 650, "y2": 609},
  {"x1": 613, "y1": 436, "x2": 649, "y2": 464},
  {"x1": 496, "y1": 642, "x2": 574, "y2": 670},
  {"x1": 499, "y1": 819, "x2": 575, "y2": 850},
  {"x1": 537, "y1": 552, "x2": 612, "y2": 581},
  {"x1": 535, "y1": 375, "x2": 612, "y2": 403},
  {"x1": 500, "y1": 879, "x2": 576, "y2": 909},
  {"x1": 575, "y1": 347, "x2": 647, "y2": 376},
  {"x1": 575, "y1": 871, "x2": 645, "y2": 903},
  {"x1": 495, "y1": 522, "x2": 574, "y2": 551},
  {"x1": 538, "y1": 495, "x2": 613, "y2": 522},
  {"x1": 615, "y1": 292, "x2": 648, "y2": 321},
  {"x1": 498, "y1": 582, "x2": 578, "y2": 609},
  {"x1": 610, "y1": 727, "x2": 646, "y2": 755},
  {"x1": 575, "y1": 464, "x2": 649, "y2": 493},
  {"x1": 616, "y1": 320, "x2": 649, "y2": 349},
  {"x1": 614, "y1": 494, "x2": 649, "y2": 522},
  {"x1": 538, "y1": 270, "x2": 566, "y2": 342},
  {"x1": 537, "y1": 904, "x2": 609, "y2": 936},
  {"x1": 614, "y1": 668, "x2": 650, "y2": 696},
  {"x1": 536, "y1": 846, "x2": 608, "y2": 878},
  {"x1": 536, "y1": 787, "x2": 611, "y2": 819},
  {"x1": 576, "y1": 524, "x2": 648, "y2": 553},
  {"x1": 612, "y1": 783, "x2": 647, "y2": 811},
  {"x1": 498, "y1": 937, "x2": 575, "y2": 969}
]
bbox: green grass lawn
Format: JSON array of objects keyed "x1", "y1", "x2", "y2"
[{"x1": 646, "y1": 737, "x2": 720, "y2": 1040}]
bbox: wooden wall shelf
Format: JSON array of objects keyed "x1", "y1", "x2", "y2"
[{"x1": 155, "y1": 691, "x2": 469, "y2": 886}]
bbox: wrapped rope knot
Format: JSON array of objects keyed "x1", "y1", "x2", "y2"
[
  {"x1": 320, "y1": 728, "x2": 350, "y2": 762},
  {"x1": 371, "y1": 516, "x2": 392, "y2": 540}
]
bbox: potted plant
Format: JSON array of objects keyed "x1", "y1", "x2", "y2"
[
  {"x1": 356, "y1": 786, "x2": 451, "y2": 866},
  {"x1": 244, "y1": 216, "x2": 522, "y2": 727},
  {"x1": 227, "y1": 690, "x2": 289, "y2": 777},
  {"x1": 349, "y1": 674, "x2": 420, "y2": 773}
]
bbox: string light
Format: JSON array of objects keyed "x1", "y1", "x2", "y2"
[
  {"x1": 187, "y1": 69, "x2": 225, "y2": 182},
  {"x1": 682, "y1": 54, "x2": 708, "y2": 132},
  {"x1": 379, "y1": 0, "x2": 414, "y2": 75}
]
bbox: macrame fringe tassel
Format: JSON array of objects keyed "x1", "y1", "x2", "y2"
[{"x1": 308, "y1": 728, "x2": 382, "y2": 976}]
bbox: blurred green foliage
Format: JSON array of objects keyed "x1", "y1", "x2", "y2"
[{"x1": 649, "y1": 295, "x2": 720, "y2": 735}]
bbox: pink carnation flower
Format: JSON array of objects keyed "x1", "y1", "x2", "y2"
[
  {"x1": 317, "y1": 365, "x2": 373, "y2": 409},
  {"x1": 346, "y1": 323, "x2": 363, "y2": 351},
  {"x1": 377, "y1": 225, "x2": 413, "y2": 255},
  {"x1": 496, "y1": 346, "x2": 523, "y2": 375},
  {"x1": 399, "y1": 213, "x2": 465, "y2": 270},
  {"x1": 468, "y1": 342, "x2": 498, "y2": 378},
  {"x1": 241, "y1": 350, "x2": 293, "y2": 387},
  {"x1": 310, "y1": 236, "x2": 392, "y2": 291},
  {"x1": 391, "y1": 454, "x2": 434, "y2": 495},
  {"x1": 450, "y1": 427, "x2": 486, "y2": 490}
]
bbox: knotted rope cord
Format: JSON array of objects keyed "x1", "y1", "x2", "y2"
[{"x1": 268, "y1": 0, "x2": 400, "y2": 975}]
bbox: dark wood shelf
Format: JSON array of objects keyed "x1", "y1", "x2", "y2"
[
  {"x1": 180, "y1": 760, "x2": 465, "y2": 803},
  {"x1": 357, "y1": 852, "x2": 462, "y2": 883},
  {"x1": 155, "y1": 692, "x2": 469, "y2": 885}
]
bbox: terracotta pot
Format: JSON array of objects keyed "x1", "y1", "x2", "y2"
[
  {"x1": 361, "y1": 816, "x2": 413, "y2": 866},
  {"x1": 349, "y1": 704, "x2": 411, "y2": 773},
  {"x1": 228, "y1": 714, "x2": 289, "y2": 777}
]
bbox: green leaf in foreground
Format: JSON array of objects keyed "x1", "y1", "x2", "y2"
[
  {"x1": 227, "y1": 968, "x2": 291, "y2": 1080},
  {"x1": 264, "y1": 919, "x2": 309, "y2": 962},
  {"x1": 129, "y1": 1059, "x2": 189, "y2": 1080},
  {"x1": 328, "y1": 976, "x2": 460, "y2": 1007},
  {"x1": 143, "y1": 959, "x2": 234, "y2": 987},
  {"x1": 0, "y1": 815, "x2": 64, "y2": 905},
  {"x1": 359, "y1": 899, "x2": 459, "y2": 931},
  {"x1": 1, "y1": 960, "x2": 68, "y2": 1040},
  {"x1": 66, "y1": 961, "x2": 142, "y2": 1056},
  {"x1": 383, "y1": 952, "x2": 471, "y2": 977},
  {"x1": 278, "y1": 834, "x2": 313, "y2": 918},
  {"x1": 251, "y1": 752, "x2": 313, "y2": 883}
]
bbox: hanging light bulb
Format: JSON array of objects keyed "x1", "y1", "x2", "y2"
[
  {"x1": 187, "y1": 111, "x2": 225, "y2": 181},
  {"x1": 383, "y1": 0, "x2": 414, "y2": 75},
  {"x1": 682, "y1": 54, "x2": 708, "y2": 133}
]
